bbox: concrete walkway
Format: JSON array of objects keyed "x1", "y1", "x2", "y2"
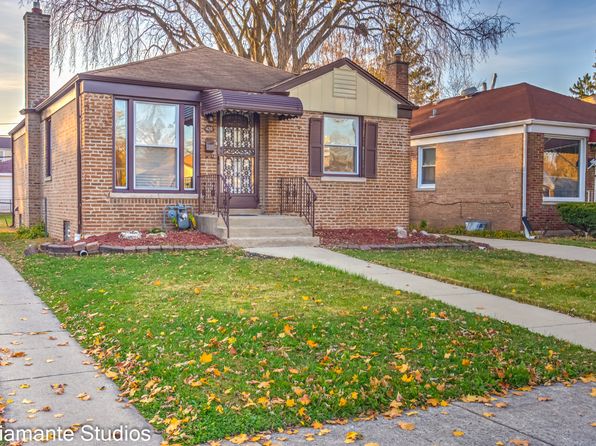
[
  {"x1": 247, "y1": 247, "x2": 596, "y2": 350},
  {"x1": 0, "y1": 257, "x2": 162, "y2": 445},
  {"x1": 450, "y1": 235, "x2": 596, "y2": 263},
  {"x1": 211, "y1": 382, "x2": 596, "y2": 445}
]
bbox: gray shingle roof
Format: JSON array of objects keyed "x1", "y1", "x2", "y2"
[{"x1": 87, "y1": 46, "x2": 295, "y2": 93}]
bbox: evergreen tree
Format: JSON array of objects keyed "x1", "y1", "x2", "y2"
[{"x1": 570, "y1": 61, "x2": 596, "y2": 98}]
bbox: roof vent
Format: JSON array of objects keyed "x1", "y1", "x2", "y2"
[{"x1": 460, "y1": 86, "x2": 478, "y2": 97}]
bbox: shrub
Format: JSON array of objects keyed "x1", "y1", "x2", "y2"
[
  {"x1": 16, "y1": 222, "x2": 47, "y2": 239},
  {"x1": 557, "y1": 203, "x2": 596, "y2": 236}
]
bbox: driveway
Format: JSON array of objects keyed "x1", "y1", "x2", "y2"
[{"x1": 449, "y1": 236, "x2": 596, "y2": 263}]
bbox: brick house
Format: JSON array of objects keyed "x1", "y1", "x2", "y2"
[
  {"x1": 10, "y1": 5, "x2": 414, "y2": 245},
  {"x1": 410, "y1": 83, "x2": 596, "y2": 232}
]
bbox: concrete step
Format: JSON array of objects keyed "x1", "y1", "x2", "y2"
[
  {"x1": 229, "y1": 208, "x2": 263, "y2": 216},
  {"x1": 227, "y1": 236, "x2": 320, "y2": 248},
  {"x1": 228, "y1": 215, "x2": 306, "y2": 227},
  {"x1": 228, "y1": 225, "x2": 313, "y2": 238}
]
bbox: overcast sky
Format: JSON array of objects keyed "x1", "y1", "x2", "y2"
[{"x1": 1, "y1": 0, "x2": 595, "y2": 135}]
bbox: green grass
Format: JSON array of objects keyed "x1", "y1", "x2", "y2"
[
  {"x1": 0, "y1": 213, "x2": 13, "y2": 230},
  {"x1": 535, "y1": 236, "x2": 596, "y2": 250},
  {"x1": 343, "y1": 248, "x2": 596, "y2": 321},
  {"x1": 0, "y1": 235, "x2": 594, "y2": 444}
]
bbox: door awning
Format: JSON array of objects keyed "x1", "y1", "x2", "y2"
[{"x1": 201, "y1": 89, "x2": 303, "y2": 118}]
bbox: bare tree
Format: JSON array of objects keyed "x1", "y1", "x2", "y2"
[{"x1": 37, "y1": 0, "x2": 514, "y2": 77}]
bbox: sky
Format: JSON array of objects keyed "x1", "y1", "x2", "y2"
[{"x1": 1, "y1": 0, "x2": 595, "y2": 135}]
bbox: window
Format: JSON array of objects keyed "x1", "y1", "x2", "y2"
[
  {"x1": 417, "y1": 147, "x2": 436, "y2": 189},
  {"x1": 323, "y1": 115, "x2": 359, "y2": 175},
  {"x1": 543, "y1": 136, "x2": 585, "y2": 201},
  {"x1": 183, "y1": 105, "x2": 195, "y2": 190},
  {"x1": 45, "y1": 118, "x2": 51, "y2": 177},
  {"x1": 114, "y1": 100, "x2": 128, "y2": 188},
  {"x1": 113, "y1": 100, "x2": 196, "y2": 192}
]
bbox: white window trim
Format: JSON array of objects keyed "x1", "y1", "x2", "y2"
[
  {"x1": 133, "y1": 101, "x2": 180, "y2": 191},
  {"x1": 542, "y1": 135, "x2": 586, "y2": 203},
  {"x1": 323, "y1": 114, "x2": 360, "y2": 176},
  {"x1": 417, "y1": 146, "x2": 436, "y2": 190}
]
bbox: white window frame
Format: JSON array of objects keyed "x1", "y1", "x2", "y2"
[
  {"x1": 133, "y1": 101, "x2": 180, "y2": 191},
  {"x1": 417, "y1": 146, "x2": 436, "y2": 189},
  {"x1": 323, "y1": 114, "x2": 360, "y2": 176},
  {"x1": 542, "y1": 135, "x2": 586, "y2": 203}
]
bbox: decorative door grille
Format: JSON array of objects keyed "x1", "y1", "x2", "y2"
[{"x1": 220, "y1": 112, "x2": 256, "y2": 195}]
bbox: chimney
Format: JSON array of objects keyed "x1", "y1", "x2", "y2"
[
  {"x1": 24, "y1": 1, "x2": 50, "y2": 109},
  {"x1": 386, "y1": 50, "x2": 409, "y2": 100}
]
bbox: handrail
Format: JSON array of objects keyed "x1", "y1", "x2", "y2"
[
  {"x1": 199, "y1": 174, "x2": 231, "y2": 238},
  {"x1": 279, "y1": 177, "x2": 317, "y2": 236}
]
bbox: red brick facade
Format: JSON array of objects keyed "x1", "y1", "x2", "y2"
[
  {"x1": 526, "y1": 133, "x2": 596, "y2": 230},
  {"x1": 411, "y1": 132, "x2": 596, "y2": 232},
  {"x1": 410, "y1": 134, "x2": 524, "y2": 231},
  {"x1": 262, "y1": 113, "x2": 410, "y2": 229}
]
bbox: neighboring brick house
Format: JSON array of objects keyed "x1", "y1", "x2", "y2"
[
  {"x1": 410, "y1": 83, "x2": 596, "y2": 232},
  {"x1": 0, "y1": 136, "x2": 12, "y2": 213},
  {"x1": 10, "y1": 5, "x2": 414, "y2": 242}
]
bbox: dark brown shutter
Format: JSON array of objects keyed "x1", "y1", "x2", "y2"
[
  {"x1": 364, "y1": 121, "x2": 378, "y2": 178},
  {"x1": 309, "y1": 117, "x2": 323, "y2": 177}
]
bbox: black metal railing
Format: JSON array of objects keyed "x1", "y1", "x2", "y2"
[
  {"x1": 279, "y1": 177, "x2": 317, "y2": 236},
  {"x1": 199, "y1": 174, "x2": 231, "y2": 238}
]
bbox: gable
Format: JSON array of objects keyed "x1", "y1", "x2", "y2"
[{"x1": 288, "y1": 66, "x2": 400, "y2": 118}]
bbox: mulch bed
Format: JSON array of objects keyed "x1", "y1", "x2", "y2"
[
  {"x1": 318, "y1": 228, "x2": 471, "y2": 249},
  {"x1": 82, "y1": 230, "x2": 221, "y2": 247}
]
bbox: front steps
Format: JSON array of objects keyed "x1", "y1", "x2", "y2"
[{"x1": 198, "y1": 211, "x2": 320, "y2": 248}]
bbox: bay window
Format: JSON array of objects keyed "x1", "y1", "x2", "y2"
[
  {"x1": 113, "y1": 99, "x2": 196, "y2": 192},
  {"x1": 323, "y1": 115, "x2": 360, "y2": 175},
  {"x1": 543, "y1": 136, "x2": 585, "y2": 202}
]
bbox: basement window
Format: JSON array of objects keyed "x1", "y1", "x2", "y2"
[
  {"x1": 542, "y1": 136, "x2": 586, "y2": 202},
  {"x1": 417, "y1": 147, "x2": 436, "y2": 189}
]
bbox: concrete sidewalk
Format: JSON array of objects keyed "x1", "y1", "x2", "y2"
[
  {"x1": 0, "y1": 257, "x2": 162, "y2": 445},
  {"x1": 247, "y1": 247, "x2": 596, "y2": 350},
  {"x1": 450, "y1": 235, "x2": 596, "y2": 263},
  {"x1": 211, "y1": 382, "x2": 596, "y2": 445}
]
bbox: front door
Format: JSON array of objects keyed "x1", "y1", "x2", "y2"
[{"x1": 219, "y1": 111, "x2": 258, "y2": 208}]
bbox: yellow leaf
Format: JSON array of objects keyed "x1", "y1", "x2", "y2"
[
  {"x1": 495, "y1": 402, "x2": 508, "y2": 408},
  {"x1": 339, "y1": 397, "x2": 347, "y2": 407},
  {"x1": 312, "y1": 421, "x2": 323, "y2": 429},
  {"x1": 401, "y1": 373, "x2": 413, "y2": 383},
  {"x1": 76, "y1": 393, "x2": 90, "y2": 401},
  {"x1": 105, "y1": 370, "x2": 118, "y2": 380},
  {"x1": 398, "y1": 422, "x2": 415, "y2": 431},
  {"x1": 283, "y1": 324, "x2": 294, "y2": 337},
  {"x1": 153, "y1": 280, "x2": 161, "y2": 286},
  {"x1": 200, "y1": 352, "x2": 213, "y2": 364},
  {"x1": 452, "y1": 430, "x2": 465, "y2": 437},
  {"x1": 194, "y1": 287, "x2": 202, "y2": 295},
  {"x1": 305, "y1": 433, "x2": 315, "y2": 442},
  {"x1": 19, "y1": 384, "x2": 30, "y2": 389},
  {"x1": 591, "y1": 388, "x2": 596, "y2": 397},
  {"x1": 351, "y1": 391, "x2": 358, "y2": 400},
  {"x1": 483, "y1": 412, "x2": 495, "y2": 418},
  {"x1": 394, "y1": 290, "x2": 401, "y2": 296},
  {"x1": 344, "y1": 431, "x2": 363, "y2": 443},
  {"x1": 306, "y1": 340, "x2": 318, "y2": 348},
  {"x1": 461, "y1": 359, "x2": 471, "y2": 367},
  {"x1": 286, "y1": 398, "x2": 296, "y2": 407}
]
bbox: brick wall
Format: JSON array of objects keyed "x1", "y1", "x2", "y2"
[
  {"x1": 41, "y1": 100, "x2": 79, "y2": 240},
  {"x1": 24, "y1": 11, "x2": 50, "y2": 109},
  {"x1": 410, "y1": 134, "x2": 524, "y2": 231},
  {"x1": 526, "y1": 132, "x2": 596, "y2": 230},
  {"x1": 79, "y1": 93, "x2": 200, "y2": 235},
  {"x1": 261, "y1": 113, "x2": 410, "y2": 229}
]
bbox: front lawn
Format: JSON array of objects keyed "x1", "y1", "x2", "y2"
[
  {"x1": 0, "y1": 236, "x2": 594, "y2": 444},
  {"x1": 343, "y1": 248, "x2": 596, "y2": 321}
]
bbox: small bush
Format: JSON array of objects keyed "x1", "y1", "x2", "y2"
[
  {"x1": 557, "y1": 203, "x2": 596, "y2": 236},
  {"x1": 16, "y1": 223, "x2": 47, "y2": 239}
]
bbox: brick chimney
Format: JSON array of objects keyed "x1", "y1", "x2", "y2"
[
  {"x1": 386, "y1": 50, "x2": 409, "y2": 100},
  {"x1": 24, "y1": 1, "x2": 50, "y2": 109},
  {"x1": 17, "y1": 1, "x2": 50, "y2": 227}
]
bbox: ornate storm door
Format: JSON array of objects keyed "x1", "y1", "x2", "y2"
[{"x1": 219, "y1": 111, "x2": 258, "y2": 208}]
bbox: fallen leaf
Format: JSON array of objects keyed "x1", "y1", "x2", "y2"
[
  {"x1": 509, "y1": 440, "x2": 529, "y2": 446},
  {"x1": 229, "y1": 433, "x2": 248, "y2": 444},
  {"x1": 344, "y1": 431, "x2": 363, "y2": 443},
  {"x1": 76, "y1": 393, "x2": 91, "y2": 401},
  {"x1": 200, "y1": 352, "x2": 213, "y2": 364},
  {"x1": 537, "y1": 396, "x2": 552, "y2": 402},
  {"x1": 452, "y1": 430, "x2": 465, "y2": 437},
  {"x1": 495, "y1": 402, "x2": 508, "y2": 408},
  {"x1": 483, "y1": 412, "x2": 495, "y2": 418},
  {"x1": 397, "y1": 422, "x2": 415, "y2": 431}
]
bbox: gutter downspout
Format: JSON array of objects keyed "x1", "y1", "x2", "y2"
[{"x1": 76, "y1": 80, "x2": 82, "y2": 238}]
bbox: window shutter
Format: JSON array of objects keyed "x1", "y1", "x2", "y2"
[
  {"x1": 309, "y1": 117, "x2": 323, "y2": 177},
  {"x1": 364, "y1": 121, "x2": 378, "y2": 178}
]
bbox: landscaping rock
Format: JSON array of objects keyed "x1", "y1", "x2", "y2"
[
  {"x1": 72, "y1": 241, "x2": 87, "y2": 252},
  {"x1": 396, "y1": 226, "x2": 408, "y2": 239},
  {"x1": 85, "y1": 241, "x2": 100, "y2": 253},
  {"x1": 24, "y1": 245, "x2": 39, "y2": 256},
  {"x1": 99, "y1": 245, "x2": 124, "y2": 254},
  {"x1": 47, "y1": 244, "x2": 74, "y2": 253},
  {"x1": 420, "y1": 230, "x2": 430, "y2": 236}
]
